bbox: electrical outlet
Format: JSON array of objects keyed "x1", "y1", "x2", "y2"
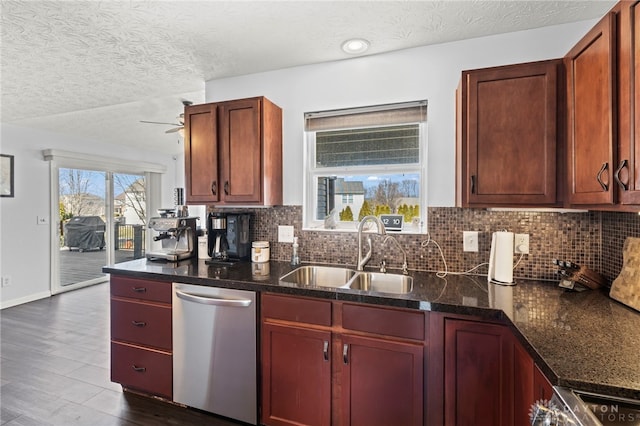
[
  {"x1": 278, "y1": 225, "x2": 295, "y2": 243},
  {"x1": 1, "y1": 276, "x2": 11, "y2": 287},
  {"x1": 463, "y1": 231, "x2": 479, "y2": 252},
  {"x1": 37, "y1": 216, "x2": 49, "y2": 225},
  {"x1": 514, "y1": 233, "x2": 530, "y2": 254}
]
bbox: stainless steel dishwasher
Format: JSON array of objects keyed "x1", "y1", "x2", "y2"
[{"x1": 172, "y1": 282, "x2": 257, "y2": 425}]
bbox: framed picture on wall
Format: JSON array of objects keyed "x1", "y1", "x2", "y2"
[{"x1": 1, "y1": 154, "x2": 14, "y2": 197}]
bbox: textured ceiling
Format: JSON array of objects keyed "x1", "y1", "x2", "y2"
[{"x1": 1, "y1": 0, "x2": 615, "y2": 155}]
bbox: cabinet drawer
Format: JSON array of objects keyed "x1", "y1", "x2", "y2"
[
  {"x1": 262, "y1": 293, "x2": 332, "y2": 326},
  {"x1": 111, "y1": 299, "x2": 172, "y2": 350},
  {"x1": 342, "y1": 303, "x2": 425, "y2": 341},
  {"x1": 110, "y1": 276, "x2": 171, "y2": 304},
  {"x1": 111, "y1": 341, "x2": 172, "y2": 399}
]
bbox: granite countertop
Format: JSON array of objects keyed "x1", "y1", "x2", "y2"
[{"x1": 103, "y1": 258, "x2": 640, "y2": 400}]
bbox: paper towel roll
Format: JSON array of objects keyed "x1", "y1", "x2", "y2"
[{"x1": 493, "y1": 231, "x2": 514, "y2": 283}]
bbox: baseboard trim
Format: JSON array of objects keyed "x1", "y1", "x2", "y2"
[{"x1": 1, "y1": 291, "x2": 52, "y2": 310}]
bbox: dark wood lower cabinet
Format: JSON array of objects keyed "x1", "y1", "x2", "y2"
[
  {"x1": 111, "y1": 341, "x2": 172, "y2": 399},
  {"x1": 261, "y1": 323, "x2": 332, "y2": 426},
  {"x1": 534, "y1": 364, "x2": 554, "y2": 402},
  {"x1": 444, "y1": 318, "x2": 514, "y2": 426},
  {"x1": 109, "y1": 276, "x2": 173, "y2": 400},
  {"x1": 340, "y1": 334, "x2": 423, "y2": 426},
  {"x1": 261, "y1": 294, "x2": 427, "y2": 426}
]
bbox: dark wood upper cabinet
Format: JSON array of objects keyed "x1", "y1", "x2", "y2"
[
  {"x1": 184, "y1": 96, "x2": 282, "y2": 206},
  {"x1": 616, "y1": 1, "x2": 640, "y2": 204},
  {"x1": 565, "y1": 12, "x2": 617, "y2": 206},
  {"x1": 456, "y1": 60, "x2": 563, "y2": 207},
  {"x1": 184, "y1": 103, "x2": 219, "y2": 204}
]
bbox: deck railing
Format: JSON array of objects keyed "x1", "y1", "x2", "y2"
[{"x1": 115, "y1": 223, "x2": 145, "y2": 259}]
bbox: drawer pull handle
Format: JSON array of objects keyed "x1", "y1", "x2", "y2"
[
  {"x1": 323, "y1": 341, "x2": 329, "y2": 361},
  {"x1": 614, "y1": 159, "x2": 629, "y2": 191},
  {"x1": 131, "y1": 321, "x2": 146, "y2": 327},
  {"x1": 132, "y1": 365, "x2": 146, "y2": 373},
  {"x1": 596, "y1": 162, "x2": 609, "y2": 191},
  {"x1": 470, "y1": 175, "x2": 476, "y2": 194},
  {"x1": 343, "y1": 344, "x2": 349, "y2": 365},
  {"x1": 132, "y1": 287, "x2": 147, "y2": 293}
]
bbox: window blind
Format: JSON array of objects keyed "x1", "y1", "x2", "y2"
[{"x1": 305, "y1": 100, "x2": 428, "y2": 132}]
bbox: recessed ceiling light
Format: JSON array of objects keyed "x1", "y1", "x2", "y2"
[{"x1": 341, "y1": 38, "x2": 370, "y2": 55}]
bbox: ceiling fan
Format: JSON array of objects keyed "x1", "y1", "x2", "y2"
[{"x1": 140, "y1": 100, "x2": 193, "y2": 134}]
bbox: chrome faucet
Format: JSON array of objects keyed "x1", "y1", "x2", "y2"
[
  {"x1": 357, "y1": 215, "x2": 386, "y2": 271},
  {"x1": 383, "y1": 235, "x2": 409, "y2": 275}
]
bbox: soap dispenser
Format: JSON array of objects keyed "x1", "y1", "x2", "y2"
[{"x1": 291, "y1": 236, "x2": 301, "y2": 266}]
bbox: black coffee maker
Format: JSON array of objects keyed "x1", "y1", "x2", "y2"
[{"x1": 206, "y1": 212, "x2": 251, "y2": 261}]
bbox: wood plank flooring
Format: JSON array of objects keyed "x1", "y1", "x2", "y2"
[
  {"x1": 59, "y1": 249, "x2": 138, "y2": 287},
  {"x1": 0, "y1": 283, "x2": 243, "y2": 425}
]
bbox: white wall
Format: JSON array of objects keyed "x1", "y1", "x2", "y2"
[
  {"x1": 0, "y1": 123, "x2": 177, "y2": 308},
  {"x1": 204, "y1": 20, "x2": 596, "y2": 207}
]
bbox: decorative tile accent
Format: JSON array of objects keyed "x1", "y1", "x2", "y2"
[{"x1": 216, "y1": 205, "x2": 638, "y2": 285}]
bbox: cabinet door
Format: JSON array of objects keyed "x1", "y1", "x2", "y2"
[
  {"x1": 218, "y1": 98, "x2": 262, "y2": 203},
  {"x1": 566, "y1": 13, "x2": 617, "y2": 205},
  {"x1": 617, "y1": 1, "x2": 640, "y2": 204},
  {"x1": 444, "y1": 319, "x2": 513, "y2": 426},
  {"x1": 533, "y1": 365, "x2": 554, "y2": 402},
  {"x1": 457, "y1": 60, "x2": 561, "y2": 206},
  {"x1": 184, "y1": 103, "x2": 219, "y2": 204},
  {"x1": 340, "y1": 334, "x2": 423, "y2": 426},
  {"x1": 261, "y1": 323, "x2": 331, "y2": 426},
  {"x1": 513, "y1": 339, "x2": 535, "y2": 426}
]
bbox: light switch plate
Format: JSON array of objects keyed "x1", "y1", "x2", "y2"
[{"x1": 278, "y1": 225, "x2": 294, "y2": 243}]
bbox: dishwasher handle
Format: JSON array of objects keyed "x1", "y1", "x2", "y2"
[{"x1": 175, "y1": 289, "x2": 253, "y2": 307}]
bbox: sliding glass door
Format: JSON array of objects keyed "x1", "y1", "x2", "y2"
[{"x1": 53, "y1": 168, "x2": 147, "y2": 294}]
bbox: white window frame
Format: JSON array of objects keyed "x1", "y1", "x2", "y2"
[{"x1": 303, "y1": 102, "x2": 428, "y2": 234}]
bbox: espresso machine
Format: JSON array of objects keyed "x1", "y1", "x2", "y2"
[
  {"x1": 147, "y1": 217, "x2": 198, "y2": 262},
  {"x1": 206, "y1": 212, "x2": 251, "y2": 261}
]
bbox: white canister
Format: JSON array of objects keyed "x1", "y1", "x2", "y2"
[
  {"x1": 198, "y1": 235, "x2": 211, "y2": 259},
  {"x1": 252, "y1": 241, "x2": 270, "y2": 263}
]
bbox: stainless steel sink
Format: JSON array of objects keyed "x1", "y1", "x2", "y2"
[
  {"x1": 279, "y1": 266, "x2": 357, "y2": 288},
  {"x1": 346, "y1": 272, "x2": 413, "y2": 294}
]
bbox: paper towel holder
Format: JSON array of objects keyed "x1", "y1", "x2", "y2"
[{"x1": 488, "y1": 231, "x2": 516, "y2": 286}]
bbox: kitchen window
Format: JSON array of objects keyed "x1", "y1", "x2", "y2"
[{"x1": 303, "y1": 101, "x2": 427, "y2": 232}]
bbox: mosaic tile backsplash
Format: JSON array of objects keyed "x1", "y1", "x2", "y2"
[{"x1": 215, "y1": 206, "x2": 640, "y2": 285}]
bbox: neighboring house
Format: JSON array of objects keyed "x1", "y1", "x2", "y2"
[
  {"x1": 334, "y1": 178, "x2": 365, "y2": 219},
  {"x1": 115, "y1": 178, "x2": 146, "y2": 226},
  {"x1": 60, "y1": 193, "x2": 105, "y2": 218}
]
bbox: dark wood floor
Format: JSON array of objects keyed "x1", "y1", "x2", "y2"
[{"x1": 0, "y1": 282, "x2": 243, "y2": 425}]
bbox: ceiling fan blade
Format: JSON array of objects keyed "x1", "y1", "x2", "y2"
[
  {"x1": 140, "y1": 120, "x2": 182, "y2": 126},
  {"x1": 165, "y1": 127, "x2": 184, "y2": 134}
]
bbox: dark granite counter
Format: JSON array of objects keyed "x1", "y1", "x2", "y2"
[{"x1": 103, "y1": 258, "x2": 640, "y2": 400}]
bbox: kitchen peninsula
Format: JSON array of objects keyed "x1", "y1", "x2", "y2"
[{"x1": 104, "y1": 258, "x2": 640, "y2": 425}]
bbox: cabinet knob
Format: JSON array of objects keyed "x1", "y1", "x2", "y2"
[
  {"x1": 596, "y1": 162, "x2": 609, "y2": 192},
  {"x1": 470, "y1": 175, "x2": 476, "y2": 194},
  {"x1": 614, "y1": 159, "x2": 629, "y2": 191},
  {"x1": 211, "y1": 181, "x2": 217, "y2": 196},
  {"x1": 323, "y1": 341, "x2": 329, "y2": 361},
  {"x1": 343, "y1": 343, "x2": 349, "y2": 365},
  {"x1": 224, "y1": 181, "x2": 229, "y2": 195}
]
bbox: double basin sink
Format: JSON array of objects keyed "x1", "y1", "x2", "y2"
[{"x1": 279, "y1": 265, "x2": 413, "y2": 295}]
